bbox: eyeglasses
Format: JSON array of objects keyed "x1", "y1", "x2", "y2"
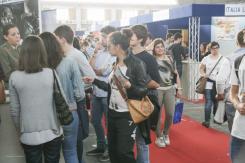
[{"x1": 211, "y1": 47, "x2": 219, "y2": 50}]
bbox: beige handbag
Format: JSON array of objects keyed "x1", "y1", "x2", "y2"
[
  {"x1": 127, "y1": 96, "x2": 154, "y2": 124},
  {"x1": 113, "y1": 74, "x2": 154, "y2": 124},
  {"x1": 195, "y1": 56, "x2": 223, "y2": 94}
]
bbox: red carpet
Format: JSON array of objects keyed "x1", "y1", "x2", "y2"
[{"x1": 149, "y1": 116, "x2": 231, "y2": 163}]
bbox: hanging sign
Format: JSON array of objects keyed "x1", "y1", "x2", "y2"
[{"x1": 225, "y1": 4, "x2": 245, "y2": 16}]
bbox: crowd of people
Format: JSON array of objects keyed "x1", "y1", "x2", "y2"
[{"x1": 0, "y1": 22, "x2": 244, "y2": 163}]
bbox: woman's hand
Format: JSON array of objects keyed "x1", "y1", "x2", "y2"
[
  {"x1": 122, "y1": 79, "x2": 131, "y2": 89},
  {"x1": 82, "y1": 76, "x2": 94, "y2": 84},
  {"x1": 176, "y1": 88, "x2": 182, "y2": 97}
]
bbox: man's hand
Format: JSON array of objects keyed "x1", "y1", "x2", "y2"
[
  {"x1": 82, "y1": 76, "x2": 94, "y2": 84},
  {"x1": 216, "y1": 94, "x2": 225, "y2": 101}
]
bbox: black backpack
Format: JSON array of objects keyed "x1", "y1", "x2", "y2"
[{"x1": 234, "y1": 54, "x2": 245, "y2": 84}]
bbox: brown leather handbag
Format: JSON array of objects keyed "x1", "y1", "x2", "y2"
[
  {"x1": 127, "y1": 96, "x2": 154, "y2": 124},
  {"x1": 0, "y1": 80, "x2": 6, "y2": 104},
  {"x1": 196, "y1": 56, "x2": 223, "y2": 94},
  {"x1": 113, "y1": 74, "x2": 154, "y2": 124}
]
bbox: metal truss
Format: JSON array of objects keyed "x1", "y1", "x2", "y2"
[{"x1": 188, "y1": 17, "x2": 200, "y2": 100}]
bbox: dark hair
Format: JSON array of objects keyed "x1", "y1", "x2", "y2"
[
  {"x1": 100, "y1": 26, "x2": 116, "y2": 35},
  {"x1": 109, "y1": 28, "x2": 133, "y2": 52},
  {"x1": 210, "y1": 41, "x2": 220, "y2": 48},
  {"x1": 131, "y1": 25, "x2": 148, "y2": 46},
  {"x1": 54, "y1": 25, "x2": 74, "y2": 44},
  {"x1": 3, "y1": 24, "x2": 17, "y2": 36},
  {"x1": 19, "y1": 36, "x2": 47, "y2": 73},
  {"x1": 200, "y1": 42, "x2": 208, "y2": 51},
  {"x1": 81, "y1": 40, "x2": 89, "y2": 47},
  {"x1": 152, "y1": 38, "x2": 164, "y2": 56},
  {"x1": 174, "y1": 32, "x2": 182, "y2": 41},
  {"x1": 166, "y1": 33, "x2": 173, "y2": 39},
  {"x1": 147, "y1": 32, "x2": 153, "y2": 40},
  {"x1": 39, "y1": 32, "x2": 64, "y2": 69},
  {"x1": 73, "y1": 37, "x2": 81, "y2": 50},
  {"x1": 237, "y1": 30, "x2": 245, "y2": 47}
]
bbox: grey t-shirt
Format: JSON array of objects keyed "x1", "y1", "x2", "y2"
[{"x1": 156, "y1": 57, "x2": 175, "y2": 88}]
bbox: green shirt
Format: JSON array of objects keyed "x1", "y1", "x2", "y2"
[{"x1": 0, "y1": 42, "x2": 20, "y2": 85}]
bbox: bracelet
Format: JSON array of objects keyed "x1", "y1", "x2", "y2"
[{"x1": 177, "y1": 87, "x2": 183, "y2": 90}]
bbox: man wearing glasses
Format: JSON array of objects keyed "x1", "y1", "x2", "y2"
[{"x1": 199, "y1": 41, "x2": 227, "y2": 128}]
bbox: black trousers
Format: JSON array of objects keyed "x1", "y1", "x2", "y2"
[
  {"x1": 148, "y1": 94, "x2": 161, "y2": 131},
  {"x1": 22, "y1": 136, "x2": 62, "y2": 163},
  {"x1": 108, "y1": 111, "x2": 136, "y2": 163}
]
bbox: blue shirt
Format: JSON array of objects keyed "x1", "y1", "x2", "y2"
[
  {"x1": 93, "y1": 50, "x2": 116, "y2": 97},
  {"x1": 56, "y1": 57, "x2": 85, "y2": 110}
]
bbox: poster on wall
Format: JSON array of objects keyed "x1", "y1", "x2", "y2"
[
  {"x1": 212, "y1": 17, "x2": 245, "y2": 56},
  {"x1": 0, "y1": 0, "x2": 39, "y2": 45},
  {"x1": 212, "y1": 17, "x2": 238, "y2": 41}
]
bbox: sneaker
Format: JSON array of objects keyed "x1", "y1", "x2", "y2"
[
  {"x1": 99, "y1": 149, "x2": 110, "y2": 162},
  {"x1": 86, "y1": 148, "x2": 105, "y2": 156},
  {"x1": 202, "y1": 121, "x2": 210, "y2": 128},
  {"x1": 155, "y1": 137, "x2": 166, "y2": 148},
  {"x1": 163, "y1": 135, "x2": 170, "y2": 145}
]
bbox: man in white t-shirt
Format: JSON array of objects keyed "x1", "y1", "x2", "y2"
[
  {"x1": 216, "y1": 30, "x2": 245, "y2": 132},
  {"x1": 199, "y1": 41, "x2": 225, "y2": 128},
  {"x1": 230, "y1": 55, "x2": 245, "y2": 163}
]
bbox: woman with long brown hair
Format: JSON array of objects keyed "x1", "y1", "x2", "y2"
[
  {"x1": 9, "y1": 35, "x2": 63, "y2": 163},
  {"x1": 152, "y1": 38, "x2": 182, "y2": 148}
]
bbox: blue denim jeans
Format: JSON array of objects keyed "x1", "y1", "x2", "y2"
[
  {"x1": 22, "y1": 136, "x2": 62, "y2": 163},
  {"x1": 62, "y1": 111, "x2": 79, "y2": 163},
  {"x1": 136, "y1": 129, "x2": 150, "y2": 163},
  {"x1": 77, "y1": 99, "x2": 88, "y2": 163},
  {"x1": 91, "y1": 96, "x2": 108, "y2": 149},
  {"x1": 204, "y1": 89, "x2": 218, "y2": 122},
  {"x1": 225, "y1": 102, "x2": 235, "y2": 132},
  {"x1": 230, "y1": 136, "x2": 245, "y2": 163}
]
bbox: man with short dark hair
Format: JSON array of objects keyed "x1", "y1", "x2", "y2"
[
  {"x1": 216, "y1": 30, "x2": 245, "y2": 132},
  {"x1": 54, "y1": 25, "x2": 95, "y2": 163},
  {"x1": 130, "y1": 24, "x2": 161, "y2": 163},
  {"x1": 86, "y1": 25, "x2": 116, "y2": 162},
  {"x1": 164, "y1": 33, "x2": 174, "y2": 50},
  {"x1": 168, "y1": 32, "x2": 187, "y2": 78}
]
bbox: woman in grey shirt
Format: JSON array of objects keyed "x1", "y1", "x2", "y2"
[
  {"x1": 9, "y1": 36, "x2": 62, "y2": 163},
  {"x1": 152, "y1": 38, "x2": 182, "y2": 148}
]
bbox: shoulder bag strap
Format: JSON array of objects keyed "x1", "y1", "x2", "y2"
[
  {"x1": 234, "y1": 54, "x2": 245, "y2": 84},
  {"x1": 52, "y1": 69, "x2": 61, "y2": 92},
  {"x1": 112, "y1": 74, "x2": 128, "y2": 101},
  {"x1": 208, "y1": 56, "x2": 223, "y2": 77}
]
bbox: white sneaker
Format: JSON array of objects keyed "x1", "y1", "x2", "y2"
[
  {"x1": 155, "y1": 137, "x2": 166, "y2": 148},
  {"x1": 163, "y1": 135, "x2": 170, "y2": 145}
]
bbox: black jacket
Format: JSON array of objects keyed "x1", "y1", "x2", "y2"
[
  {"x1": 93, "y1": 54, "x2": 151, "y2": 144},
  {"x1": 0, "y1": 63, "x2": 4, "y2": 81}
]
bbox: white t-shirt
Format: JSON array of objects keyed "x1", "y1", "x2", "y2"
[
  {"x1": 201, "y1": 55, "x2": 223, "y2": 89},
  {"x1": 230, "y1": 57, "x2": 245, "y2": 140},
  {"x1": 109, "y1": 65, "x2": 129, "y2": 112}
]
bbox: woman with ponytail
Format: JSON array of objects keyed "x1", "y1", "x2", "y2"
[{"x1": 83, "y1": 29, "x2": 148, "y2": 163}]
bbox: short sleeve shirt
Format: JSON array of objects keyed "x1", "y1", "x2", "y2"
[{"x1": 230, "y1": 57, "x2": 245, "y2": 140}]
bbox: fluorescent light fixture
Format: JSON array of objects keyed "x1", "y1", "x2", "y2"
[
  {"x1": 153, "y1": 9, "x2": 169, "y2": 21},
  {"x1": 40, "y1": 0, "x2": 177, "y2": 5}
]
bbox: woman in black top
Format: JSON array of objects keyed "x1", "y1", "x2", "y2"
[{"x1": 84, "y1": 29, "x2": 148, "y2": 163}]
